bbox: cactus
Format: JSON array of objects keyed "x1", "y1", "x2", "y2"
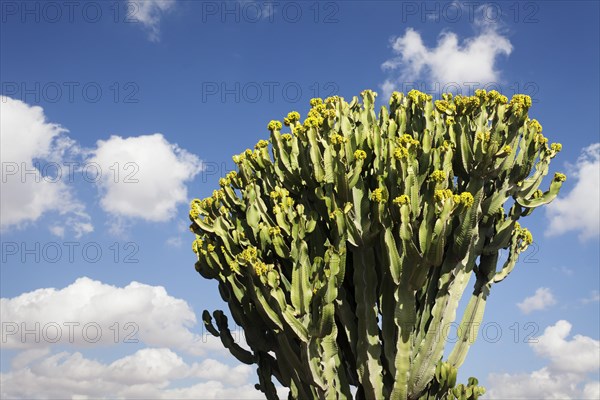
[{"x1": 189, "y1": 90, "x2": 564, "y2": 399}]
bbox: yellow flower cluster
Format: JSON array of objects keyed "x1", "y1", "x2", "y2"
[
  {"x1": 529, "y1": 119, "x2": 543, "y2": 133},
  {"x1": 190, "y1": 199, "x2": 202, "y2": 219},
  {"x1": 434, "y1": 189, "x2": 453, "y2": 202},
  {"x1": 232, "y1": 153, "x2": 246, "y2": 164},
  {"x1": 283, "y1": 111, "x2": 301, "y2": 126},
  {"x1": 212, "y1": 189, "x2": 225, "y2": 201},
  {"x1": 435, "y1": 100, "x2": 456, "y2": 114},
  {"x1": 430, "y1": 170, "x2": 447, "y2": 183},
  {"x1": 268, "y1": 226, "x2": 281, "y2": 236},
  {"x1": 281, "y1": 133, "x2": 293, "y2": 141},
  {"x1": 270, "y1": 186, "x2": 290, "y2": 199},
  {"x1": 253, "y1": 261, "x2": 270, "y2": 276},
  {"x1": 293, "y1": 125, "x2": 306, "y2": 135},
  {"x1": 503, "y1": 145, "x2": 512, "y2": 153},
  {"x1": 310, "y1": 98, "x2": 323, "y2": 107},
  {"x1": 454, "y1": 95, "x2": 480, "y2": 112},
  {"x1": 532, "y1": 189, "x2": 543, "y2": 199},
  {"x1": 399, "y1": 134, "x2": 419, "y2": 147},
  {"x1": 534, "y1": 133, "x2": 548, "y2": 145},
  {"x1": 550, "y1": 143, "x2": 562, "y2": 152},
  {"x1": 354, "y1": 149, "x2": 367, "y2": 160},
  {"x1": 393, "y1": 195, "x2": 409, "y2": 205},
  {"x1": 476, "y1": 131, "x2": 491, "y2": 142},
  {"x1": 325, "y1": 95, "x2": 344, "y2": 104},
  {"x1": 440, "y1": 141, "x2": 452, "y2": 152},
  {"x1": 390, "y1": 91, "x2": 403, "y2": 104},
  {"x1": 459, "y1": 192, "x2": 474, "y2": 207},
  {"x1": 255, "y1": 139, "x2": 269, "y2": 149},
  {"x1": 553, "y1": 172, "x2": 567, "y2": 182},
  {"x1": 509, "y1": 94, "x2": 532, "y2": 114},
  {"x1": 371, "y1": 188, "x2": 385, "y2": 203},
  {"x1": 329, "y1": 133, "x2": 347, "y2": 145},
  {"x1": 192, "y1": 237, "x2": 203, "y2": 253},
  {"x1": 241, "y1": 246, "x2": 258, "y2": 263},
  {"x1": 446, "y1": 116, "x2": 456, "y2": 125},
  {"x1": 408, "y1": 89, "x2": 432, "y2": 104},
  {"x1": 267, "y1": 120, "x2": 282, "y2": 131},
  {"x1": 514, "y1": 224, "x2": 533, "y2": 245},
  {"x1": 474, "y1": 89, "x2": 508, "y2": 104},
  {"x1": 394, "y1": 147, "x2": 409, "y2": 160}
]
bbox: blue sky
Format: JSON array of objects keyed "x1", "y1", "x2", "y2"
[{"x1": 1, "y1": 1, "x2": 599, "y2": 398}]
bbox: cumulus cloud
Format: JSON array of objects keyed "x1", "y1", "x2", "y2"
[
  {"x1": 546, "y1": 143, "x2": 600, "y2": 240},
  {"x1": 517, "y1": 287, "x2": 557, "y2": 314},
  {"x1": 87, "y1": 134, "x2": 202, "y2": 227},
  {"x1": 0, "y1": 96, "x2": 92, "y2": 236},
  {"x1": 129, "y1": 0, "x2": 176, "y2": 42},
  {"x1": 0, "y1": 277, "x2": 223, "y2": 356},
  {"x1": 487, "y1": 320, "x2": 600, "y2": 399},
  {"x1": 380, "y1": 16, "x2": 512, "y2": 98},
  {"x1": 0, "y1": 348, "x2": 266, "y2": 399}
]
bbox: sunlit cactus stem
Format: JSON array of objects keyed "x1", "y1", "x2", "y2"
[{"x1": 189, "y1": 89, "x2": 564, "y2": 399}]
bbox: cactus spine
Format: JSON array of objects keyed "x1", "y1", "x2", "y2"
[{"x1": 190, "y1": 90, "x2": 564, "y2": 399}]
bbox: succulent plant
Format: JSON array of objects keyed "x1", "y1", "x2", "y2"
[{"x1": 190, "y1": 89, "x2": 564, "y2": 399}]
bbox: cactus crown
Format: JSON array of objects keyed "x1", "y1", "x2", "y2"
[{"x1": 190, "y1": 90, "x2": 564, "y2": 399}]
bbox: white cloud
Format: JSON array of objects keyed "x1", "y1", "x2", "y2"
[
  {"x1": 130, "y1": 0, "x2": 176, "y2": 42},
  {"x1": 380, "y1": 17, "x2": 512, "y2": 98},
  {"x1": 0, "y1": 348, "x2": 265, "y2": 399},
  {"x1": 87, "y1": 134, "x2": 202, "y2": 225},
  {"x1": 581, "y1": 290, "x2": 600, "y2": 304},
  {"x1": 546, "y1": 143, "x2": 600, "y2": 240},
  {"x1": 487, "y1": 320, "x2": 600, "y2": 399},
  {"x1": 0, "y1": 96, "x2": 92, "y2": 236},
  {"x1": 0, "y1": 277, "x2": 223, "y2": 356},
  {"x1": 517, "y1": 287, "x2": 557, "y2": 314}
]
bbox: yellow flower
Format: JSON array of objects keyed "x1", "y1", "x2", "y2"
[
  {"x1": 267, "y1": 120, "x2": 282, "y2": 131},
  {"x1": 434, "y1": 189, "x2": 453, "y2": 202},
  {"x1": 509, "y1": 94, "x2": 532, "y2": 114},
  {"x1": 309, "y1": 98, "x2": 323, "y2": 107},
  {"x1": 554, "y1": 172, "x2": 567, "y2": 182},
  {"x1": 354, "y1": 149, "x2": 367, "y2": 160},
  {"x1": 371, "y1": 188, "x2": 385, "y2": 203},
  {"x1": 241, "y1": 246, "x2": 258, "y2": 263},
  {"x1": 268, "y1": 226, "x2": 281, "y2": 236},
  {"x1": 253, "y1": 261, "x2": 269, "y2": 276},
  {"x1": 219, "y1": 177, "x2": 230, "y2": 187},
  {"x1": 393, "y1": 195, "x2": 409, "y2": 205},
  {"x1": 284, "y1": 111, "x2": 300, "y2": 125},
  {"x1": 430, "y1": 170, "x2": 446, "y2": 183},
  {"x1": 394, "y1": 147, "x2": 409, "y2": 160},
  {"x1": 330, "y1": 133, "x2": 346, "y2": 145},
  {"x1": 192, "y1": 237, "x2": 203, "y2": 254},
  {"x1": 551, "y1": 143, "x2": 562, "y2": 152},
  {"x1": 255, "y1": 139, "x2": 269, "y2": 149},
  {"x1": 529, "y1": 119, "x2": 543, "y2": 133},
  {"x1": 460, "y1": 192, "x2": 474, "y2": 207}
]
